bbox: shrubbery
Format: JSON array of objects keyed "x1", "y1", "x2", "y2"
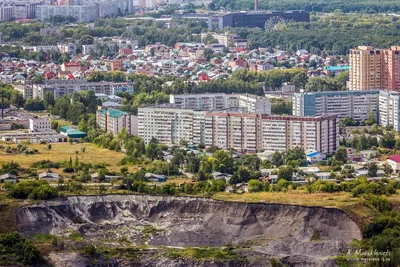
[
  {"x1": 0, "y1": 232, "x2": 43, "y2": 265},
  {"x1": 6, "y1": 180, "x2": 59, "y2": 200}
]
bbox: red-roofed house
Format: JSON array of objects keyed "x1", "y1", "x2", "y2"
[
  {"x1": 61, "y1": 62, "x2": 80, "y2": 72},
  {"x1": 387, "y1": 155, "x2": 400, "y2": 173}
]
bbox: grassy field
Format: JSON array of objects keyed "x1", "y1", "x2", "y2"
[{"x1": 0, "y1": 143, "x2": 126, "y2": 172}]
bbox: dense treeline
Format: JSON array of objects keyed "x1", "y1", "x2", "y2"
[
  {"x1": 209, "y1": 0, "x2": 400, "y2": 13},
  {"x1": 237, "y1": 14, "x2": 400, "y2": 54}
]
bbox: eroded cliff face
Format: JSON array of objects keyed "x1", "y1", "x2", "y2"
[{"x1": 16, "y1": 195, "x2": 362, "y2": 267}]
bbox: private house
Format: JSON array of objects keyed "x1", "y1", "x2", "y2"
[
  {"x1": 90, "y1": 173, "x2": 120, "y2": 182},
  {"x1": 257, "y1": 151, "x2": 275, "y2": 161},
  {"x1": 387, "y1": 155, "x2": 400, "y2": 173},
  {"x1": 211, "y1": 171, "x2": 232, "y2": 183},
  {"x1": 144, "y1": 173, "x2": 167, "y2": 182},
  {"x1": 39, "y1": 172, "x2": 60, "y2": 181},
  {"x1": 306, "y1": 151, "x2": 326, "y2": 164},
  {"x1": 0, "y1": 173, "x2": 17, "y2": 183}
]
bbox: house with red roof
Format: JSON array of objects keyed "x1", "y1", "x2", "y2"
[
  {"x1": 61, "y1": 62, "x2": 80, "y2": 72},
  {"x1": 387, "y1": 155, "x2": 400, "y2": 173}
]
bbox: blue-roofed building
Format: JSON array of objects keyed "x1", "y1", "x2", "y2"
[
  {"x1": 292, "y1": 90, "x2": 379, "y2": 121},
  {"x1": 96, "y1": 108, "x2": 138, "y2": 136},
  {"x1": 324, "y1": 65, "x2": 350, "y2": 75},
  {"x1": 306, "y1": 151, "x2": 326, "y2": 164}
]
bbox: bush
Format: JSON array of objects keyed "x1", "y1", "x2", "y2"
[
  {"x1": 30, "y1": 160, "x2": 60, "y2": 169},
  {"x1": 0, "y1": 232, "x2": 43, "y2": 265},
  {"x1": 7, "y1": 180, "x2": 59, "y2": 200}
]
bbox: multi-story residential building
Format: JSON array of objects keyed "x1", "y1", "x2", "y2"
[
  {"x1": 36, "y1": 5, "x2": 98, "y2": 22},
  {"x1": 170, "y1": 93, "x2": 271, "y2": 114},
  {"x1": 204, "y1": 112, "x2": 338, "y2": 154},
  {"x1": 379, "y1": 91, "x2": 400, "y2": 131},
  {"x1": 30, "y1": 79, "x2": 133, "y2": 99},
  {"x1": 349, "y1": 46, "x2": 383, "y2": 91},
  {"x1": 137, "y1": 106, "x2": 339, "y2": 154},
  {"x1": 292, "y1": 90, "x2": 379, "y2": 121},
  {"x1": 137, "y1": 106, "x2": 206, "y2": 144},
  {"x1": 383, "y1": 46, "x2": 400, "y2": 91},
  {"x1": 0, "y1": 5, "x2": 14, "y2": 22},
  {"x1": 349, "y1": 46, "x2": 400, "y2": 91},
  {"x1": 96, "y1": 108, "x2": 137, "y2": 136}
]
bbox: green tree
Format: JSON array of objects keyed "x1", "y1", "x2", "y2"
[
  {"x1": 212, "y1": 150, "x2": 234, "y2": 174},
  {"x1": 367, "y1": 162, "x2": 378, "y2": 177},
  {"x1": 277, "y1": 165, "x2": 293, "y2": 181},
  {"x1": 334, "y1": 147, "x2": 348, "y2": 163},
  {"x1": 248, "y1": 179, "x2": 263, "y2": 192},
  {"x1": 272, "y1": 151, "x2": 284, "y2": 167}
]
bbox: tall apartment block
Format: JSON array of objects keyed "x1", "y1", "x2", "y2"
[
  {"x1": 204, "y1": 113, "x2": 338, "y2": 154},
  {"x1": 292, "y1": 90, "x2": 379, "y2": 121},
  {"x1": 379, "y1": 91, "x2": 400, "y2": 131},
  {"x1": 96, "y1": 108, "x2": 138, "y2": 136},
  {"x1": 137, "y1": 106, "x2": 206, "y2": 145},
  {"x1": 137, "y1": 106, "x2": 338, "y2": 154},
  {"x1": 349, "y1": 46, "x2": 400, "y2": 91},
  {"x1": 170, "y1": 93, "x2": 271, "y2": 114}
]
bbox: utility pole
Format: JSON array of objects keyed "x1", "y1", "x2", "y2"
[{"x1": 1, "y1": 91, "x2": 4, "y2": 119}]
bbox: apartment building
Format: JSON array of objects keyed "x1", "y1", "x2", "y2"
[
  {"x1": 137, "y1": 106, "x2": 206, "y2": 144},
  {"x1": 36, "y1": 5, "x2": 97, "y2": 22},
  {"x1": 0, "y1": 5, "x2": 14, "y2": 22},
  {"x1": 383, "y1": 46, "x2": 400, "y2": 91},
  {"x1": 349, "y1": 46, "x2": 400, "y2": 91},
  {"x1": 137, "y1": 106, "x2": 339, "y2": 154},
  {"x1": 169, "y1": 93, "x2": 271, "y2": 114},
  {"x1": 379, "y1": 91, "x2": 400, "y2": 131},
  {"x1": 31, "y1": 79, "x2": 133, "y2": 99},
  {"x1": 292, "y1": 90, "x2": 379, "y2": 121},
  {"x1": 204, "y1": 113, "x2": 338, "y2": 154},
  {"x1": 96, "y1": 108, "x2": 137, "y2": 136}
]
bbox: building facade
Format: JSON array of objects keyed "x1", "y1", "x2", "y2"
[
  {"x1": 170, "y1": 93, "x2": 271, "y2": 114},
  {"x1": 96, "y1": 108, "x2": 137, "y2": 136},
  {"x1": 204, "y1": 113, "x2": 338, "y2": 154},
  {"x1": 349, "y1": 46, "x2": 400, "y2": 91},
  {"x1": 31, "y1": 79, "x2": 133, "y2": 99},
  {"x1": 36, "y1": 5, "x2": 97, "y2": 22},
  {"x1": 207, "y1": 11, "x2": 310, "y2": 30},
  {"x1": 137, "y1": 106, "x2": 206, "y2": 145},
  {"x1": 29, "y1": 117, "x2": 51, "y2": 132},
  {"x1": 137, "y1": 106, "x2": 339, "y2": 154},
  {"x1": 379, "y1": 91, "x2": 400, "y2": 131},
  {"x1": 292, "y1": 90, "x2": 379, "y2": 121}
]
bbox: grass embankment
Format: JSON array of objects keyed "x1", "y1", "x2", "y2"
[
  {"x1": 213, "y1": 191, "x2": 380, "y2": 226},
  {"x1": 0, "y1": 143, "x2": 126, "y2": 172}
]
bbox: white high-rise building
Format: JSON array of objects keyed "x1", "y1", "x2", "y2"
[
  {"x1": 379, "y1": 91, "x2": 400, "y2": 131},
  {"x1": 138, "y1": 106, "x2": 206, "y2": 145},
  {"x1": 170, "y1": 93, "x2": 271, "y2": 114}
]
